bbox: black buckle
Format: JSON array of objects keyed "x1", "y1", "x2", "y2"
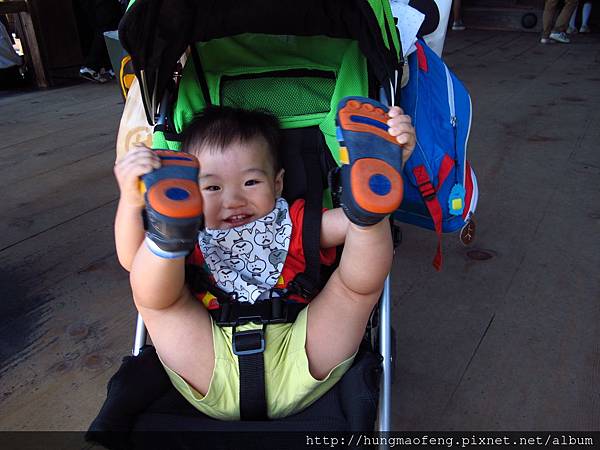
[
  {"x1": 232, "y1": 319, "x2": 265, "y2": 356},
  {"x1": 215, "y1": 292, "x2": 288, "y2": 326},
  {"x1": 268, "y1": 292, "x2": 286, "y2": 323},
  {"x1": 288, "y1": 274, "x2": 318, "y2": 299}
]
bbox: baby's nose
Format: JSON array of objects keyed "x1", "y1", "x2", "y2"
[{"x1": 223, "y1": 189, "x2": 246, "y2": 208}]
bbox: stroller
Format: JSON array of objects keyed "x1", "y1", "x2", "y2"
[{"x1": 86, "y1": 0, "x2": 427, "y2": 447}]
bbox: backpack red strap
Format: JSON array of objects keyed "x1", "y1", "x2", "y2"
[
  {"x1": 415, "y1": 42, "x2": 428, "y2": 72},
  {"x1": 413, "y1": 165, "x2": 442, "y2": 270},
  {"x1": 412, "y1": 155, "x2": 456, "y2": 270},
  {"x1": 438, "y1": 154, "x2": 455, "y2": 188}
]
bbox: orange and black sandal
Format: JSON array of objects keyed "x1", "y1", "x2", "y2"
[
  {"x1": 141, "y1": 150, "x2": 203, "y2": 256},
  {"x1": 336, "y1": 96, "x2": 404, "y2": 226}
]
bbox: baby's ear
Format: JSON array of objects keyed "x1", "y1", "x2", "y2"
[{"x1": 275, "y1": 168, "x2": 285, "y2": 196}]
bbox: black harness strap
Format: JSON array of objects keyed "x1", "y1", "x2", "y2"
[
  {"x1": 233, "y1": 128, "x2": 327, "y2": 420},
  {"x1": 186, "y1": 265, "x2": 309, "y2": 325},
  {"x1": 233, "y1": 324, "x2": 267, "y2": 420},
  {"x1": 186, "y1": 264, "x2": 306, "y2": 421},
  {"x1": 190, "y1": 45, "x2": 212, "y2": 107},
  {"x1": 289, "y1": 127, "x2": 326, "y2": 296}
]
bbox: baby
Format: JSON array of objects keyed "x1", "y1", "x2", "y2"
[{"x1": 114, "y1": 101, "x2": 416, "y2": 420}]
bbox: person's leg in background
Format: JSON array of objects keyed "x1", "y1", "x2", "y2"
[
  {"x1": 553, "y1": 0, "x2": 580, "y2": 32},
  {"x1": 567, "y1": 1, "x2": 579, "y2": 33},
  {"x1": 580, "y1": 1, "x2": 592, "y2": 32},
  {"x1": 542, "y1": 0, "x2": 560, "y2": 43},
  {"x1": 78, "y1": 0, "x2": 122, "y2": 83},
  {"x1": 543, "y1": 0, "x2": 578, "y2": 43},
  {"x1": 451, "y1": 0, "x2": 466, "y2": 30}
]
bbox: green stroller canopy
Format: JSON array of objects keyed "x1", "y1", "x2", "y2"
[{"x1": 119, "y1": 0, "x2": 403, "y2": 125}]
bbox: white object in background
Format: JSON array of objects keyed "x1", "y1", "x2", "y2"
[
  {"x1": 0, "y1": 22, "x2": 22, "y2": 69},
  {"x1": 423, "y1": 0, "x2": 452, "y2": 57},
  {"x1": 390, "y1": 1, "x2": 424, "y2": 58}
]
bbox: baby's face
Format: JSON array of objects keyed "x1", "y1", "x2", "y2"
[{"x1": 196, "y1": 137, "x2": 283, "y2": 230}]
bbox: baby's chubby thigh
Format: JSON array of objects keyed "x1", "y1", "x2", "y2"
[
  {"x1": 136, "y1": 289, "x2": 215, "y2": 397},
  {"x1": 304, "y1": 271, "x2": 379, "y2": 381}
]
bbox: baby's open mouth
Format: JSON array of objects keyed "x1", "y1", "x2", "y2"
[{"x1": 224, "y1": 214, "x2": 252, "y2": 227}]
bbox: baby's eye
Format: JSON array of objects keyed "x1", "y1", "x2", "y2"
[
  {"x1": 203, "y1": 185, "x2": 221, "y2": 192},
  {"x1": 245, "y1": 179, "x2": 261, "y2": 186}
]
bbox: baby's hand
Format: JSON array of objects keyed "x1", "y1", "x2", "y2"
[
  {"x1": 387, "y1": 106, "x2": 416, "y2": 167},
  {"x1": 114, "y1": 144, "x2": 161, "y2": 208}
]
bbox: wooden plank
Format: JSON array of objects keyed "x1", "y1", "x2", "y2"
[
  {"x1": 0, "y1": 81, "x2": 122, "y2": 118},
  {"x1": 443, "y1": 29, "x2": 521, "y2": 58},
  {"x1": 0, "y1": 203, "x2": 136, "y2": 430},
  {"x1": 0, "y1": 88, "x2": 122, "y2": 150},
  {"x1": 1, "y1": 149, "x2": 120, "y2": 250},
  {"x1": 0, "y1": 120, "x2": 117, "y2": 188},
  {"x1": 0, "y1": 80, "x2": 98, "y2": 106},
  {"x1": 26, "y1": 0, "x2": 83, "y2": 74},
  {"x1": 0, "y1": 85, "x2": 122, "y2": 250},
  {"x1": 0, "y1": 81, "x2": 133, "y2": 430},
  {"x1": 0, "y1": 83, "x2": 121, "y2": 124},
  {"x1": 439, "y1": 154, "x2": 600, "y2": 429},
  {"x1": 0, "y1": 86, "x2": 122, "y2": 183}
]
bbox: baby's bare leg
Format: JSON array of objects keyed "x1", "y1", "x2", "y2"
[
  {"x1": 136, "y1": 294, "x2": 215, "y2": 396},
  {"x1": 306, "y1": 220, "x2": 392, "y2": 379},
  {"x1": 131, "y1": 245, "x2": 215, "y2": 396}
]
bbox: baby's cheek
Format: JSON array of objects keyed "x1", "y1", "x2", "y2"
[{"x1": 202, "y1": 200, "x2": 219, "y2": 226}]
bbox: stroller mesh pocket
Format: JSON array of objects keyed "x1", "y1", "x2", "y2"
[{"x1": 220, "y1": 71, "x2": 335, "y2": 121}]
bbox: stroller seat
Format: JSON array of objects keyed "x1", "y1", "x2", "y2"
[{"x1": 87, "y1": 344, "x2": 381, "y2": 449}]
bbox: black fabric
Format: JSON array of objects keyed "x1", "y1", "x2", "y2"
[
  {"x1": 298, "y1": 131, "x2": 324, "y2": 291},
  {"x1": 409, "y1": 0, "x2": 440, "y2": 37},
  {"x1": 233, "y1": 328, "x2": 267, "y2": 420},
  {"x1": 279, "y1": 127, "x2": 336, "y2": 294},
  {"x1": 73, "y1": 0, "x2": 123, "y2": 70},
  {"x1": 154, "y1": 77, "x2": 180, "y2": 137},
  {"x1": 189, "y1": 45, "x2": 212, "y2": 106},
  {"x1": 280, "y1": 126, "x2": 337, "y2": 207},
  {"x1": 236, "y1": 335, "x2": 267, "y2": 420},
  {"x1": 0, "y1": 66, "x2": 27, "y2": 90},
  {"x1": 86, "y1": 343, "x2": 381, "y2": 449},
  {"x1": 296, "y1": 133, "x2": 326, "y2": 295},
  {"x1": 118, "y1": 0, "x2": 402, "y2": 124},
  {"x1": 208, "y1": 299, "x2": 306, "y2": 326},
  {"x1": 85, "y1": 346, "x2": 171, "y2": 450}
]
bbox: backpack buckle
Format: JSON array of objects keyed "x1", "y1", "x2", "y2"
[{"x1": 418, "y1": 181, "x2": 436, "y2": 201}]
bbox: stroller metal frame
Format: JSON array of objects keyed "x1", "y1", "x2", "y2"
[{"x1": 93, "y1": 3, "x2": 459, "y2": 444}]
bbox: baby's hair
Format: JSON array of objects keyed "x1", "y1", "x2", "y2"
[{"x1": 183, "y1": 106, "x2": 282, "y2": 173}]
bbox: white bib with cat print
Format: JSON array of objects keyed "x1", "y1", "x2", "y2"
[{"x1": 198, "y1": 197, "x2": 292, "y2": 303}]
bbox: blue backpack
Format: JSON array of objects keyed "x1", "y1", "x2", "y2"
[{"x1": 394, "y1": 40, "x2": 478, "y2": 270}]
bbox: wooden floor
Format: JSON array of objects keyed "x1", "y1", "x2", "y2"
[{"x1": 0, "y1": 30, "x2": 599, "y2": 432}]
